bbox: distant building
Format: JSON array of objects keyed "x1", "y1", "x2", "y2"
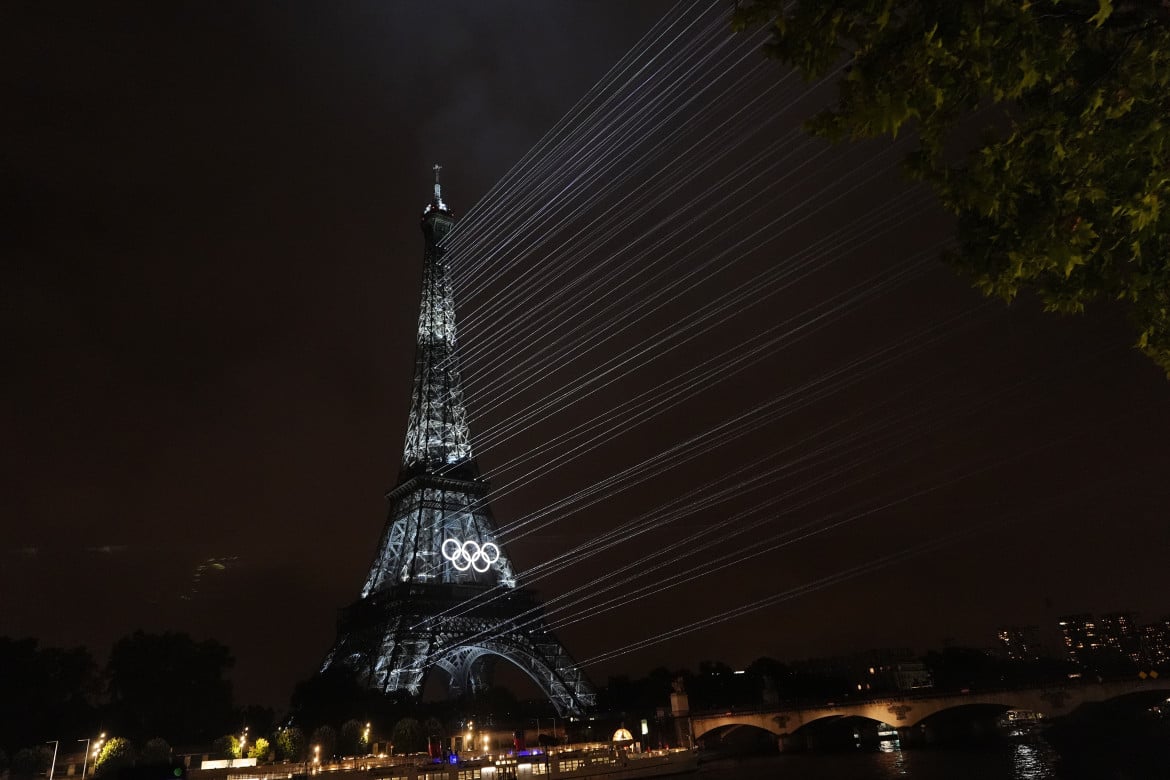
[
  {"x1": 996, "y1": 625, "x2": 1042, "y2": 661},
  {"x1": 1058, "y1": 614, "x2": 1104, "y2": 664},
  {"x1": 1098, "y1": 611, "x2": 1143, "y2": 664},
  {"x1": 791, "y1": 648, "x2": 933, "y2": 693},
  {"x1": 1139, "y1": 617, "x2": 1170, "y2": 668},
  {"x1": 1059, "y1": 611, "x2": 1166, "y2": 667}
]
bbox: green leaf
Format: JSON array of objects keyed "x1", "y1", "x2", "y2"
[{"x1": 1090, "y1": 0, "x2": 1114, "y2": 28}]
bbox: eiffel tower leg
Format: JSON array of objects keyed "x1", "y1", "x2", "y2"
[
  {"x1": 436, "y1": 646, "x2": 488, "y2": 700},
  {"x1": 467, "y1": 655, "x2": 494, "y2": 696},
  {"x1": 468, "y1": 626, "x2": 595, "y2": 718}
]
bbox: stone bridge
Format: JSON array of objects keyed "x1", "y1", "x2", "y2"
[{"x1": 690, "y1": 678, "x2": 1170, "y2": 740}]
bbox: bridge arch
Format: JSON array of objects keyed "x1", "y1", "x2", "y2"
[
  {"x1": 693, "y1": 713, "x2": 788, "y2": 740},
  {"x1": 1095, "y1": 687, "x2": 1170, "y2": 708},
  {"x1": 427, "y1": 638, "x2": 593, "y2": 716},
  {"x1": 688, "y1": 680, "x2": 1170, "y2": 750},
  {"x1": 694, "y1": 722, "x2": 782, "y2": 754},
  {"x1": 786, "y1": 715, "x2": 900, "y2": 752}
]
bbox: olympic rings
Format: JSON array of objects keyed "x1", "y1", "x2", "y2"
[{"x1": 442, "y1": 537, "x2": 500, "y2": 573}]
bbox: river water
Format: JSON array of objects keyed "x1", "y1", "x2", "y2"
[{"x1": 696, "y1": 740, "x2": 1166, "y2": 780}]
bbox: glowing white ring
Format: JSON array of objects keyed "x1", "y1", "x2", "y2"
[{"x1": 442, "y1": 538, "x2": 500, "y2": 573}]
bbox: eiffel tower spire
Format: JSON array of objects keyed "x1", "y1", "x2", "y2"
[
  {"x1": 322, "y1": 170, "x2": 595, "y2": 716},
  {"x1": 402, "y1": 163, "x2": 472, "y2": 474},
  {"x1": 362, "y1": 168, "x2": 515, "y2": 594}
]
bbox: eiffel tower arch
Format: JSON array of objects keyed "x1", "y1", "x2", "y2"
[{"x1": 322, "y1": 167, "x2": 596, "y2": 717}]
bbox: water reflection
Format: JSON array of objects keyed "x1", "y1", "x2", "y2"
[
  {"x1": 1012, "y1": 742, "x2": 1058, "y2": 780},
  {"x1": 890, "y1": 745, "x2": 908, "y2": 776},
  {"x1": 697, "y1": 739, "x2": 1068, "y2": 779}
]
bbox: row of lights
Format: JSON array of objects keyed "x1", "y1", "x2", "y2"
[{"x1": 57, "y1": 720, "x2": 373, "y2": 780}]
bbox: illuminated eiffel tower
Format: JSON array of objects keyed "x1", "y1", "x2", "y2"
[{"x1": 321, "y1": 166, "x2": 596, "y2": 716}]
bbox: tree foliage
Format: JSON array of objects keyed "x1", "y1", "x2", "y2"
[
  {"x1": 94, "y1": 738, "x2": 136, "y2": 777},
  {"x1": 140, "y1": 738, "x2": 172, "y2": 765},
  {"x1": 309, "y1": 725, "x2": 337, "y2": 762},
  {"x1": 106, "y1": 630, "x2": 235, "y2": 742},
  {"x1": 735, "y1": 0, "x2": 1170, "y2": 374},
  {"x1": 390, "y1": 717, "x2": 424, "y2": 754},
  {"x1": 9, "y1": 746, "x2": 52, "y2": 779},
  {"x1": 210, "y1": 735, "x2": 236, "y2": 759},
  {"x1": 275, "y1": 727, "x2": 307, "y2": 763},
  {"x1": 338, "y1": 720, "x2": 367, "y2": 758},
  {"x1": 247, "y1": 737, "x2": 271, "y2": 762},
  {"x1": 289, "y1": 667, "x2": 384, "y2": 735},
  {"x1": 0, "y1": 637, "x2": 99, "y2": 753}
]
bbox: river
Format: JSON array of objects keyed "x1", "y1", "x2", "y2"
[{"x1": 696, "y1": 740, "x2": 1167, "y2": 780}]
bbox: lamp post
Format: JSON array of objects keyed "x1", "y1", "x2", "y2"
[
  {"x1": 86, "y1": 734, "x2": 107, "y2": 778},
  {"x1": 46, "y1": 741, "x2": 59, "y2": 780},
  {"x1": 78, "y1": 740, "x2": 91, "y2": 779}
]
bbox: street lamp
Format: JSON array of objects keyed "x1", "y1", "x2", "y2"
[
  {"x1": 46, "y1": 741, "x2": 59, "y2": 780},
  {"x1": 88, "y1": 733, "x2": 107, "y2": 776}
]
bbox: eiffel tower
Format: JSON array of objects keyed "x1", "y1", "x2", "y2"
[{"x1": 321, "y1": 166, "x2": 596, "y2": 717}]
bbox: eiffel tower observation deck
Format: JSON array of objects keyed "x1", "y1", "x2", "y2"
[{"x1": 321, "y1": 166, "x2": 596, "y2": 716}]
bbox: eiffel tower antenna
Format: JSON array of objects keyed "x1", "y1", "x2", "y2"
[{"x1": 320, "y1": 169, "x2": 595, "y2": 716}]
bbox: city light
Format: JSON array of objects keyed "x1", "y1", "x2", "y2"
[{"x1": 79, "y1": 733, "x2": 105, "y2": 780}]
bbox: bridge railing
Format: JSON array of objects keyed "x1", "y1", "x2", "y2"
[{"x1": 687, "y1": 675, "x2": 1168, "y2": 717}]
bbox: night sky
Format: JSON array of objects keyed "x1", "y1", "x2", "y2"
[{"x1": 4, "y1": 2, "x2": 1169, "y2": 711}]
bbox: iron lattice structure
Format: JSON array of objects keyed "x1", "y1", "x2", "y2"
[{"x1": 322, "y1": 168, "x2": 596, "y2": 716}]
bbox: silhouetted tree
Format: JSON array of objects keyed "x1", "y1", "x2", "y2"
[
  {"x1": 462, "y1": 685, "x2": 520, "y2": 724},
  {"x1": 390, "y1": 718, "x2": 423, "y2": 754},
  {"x1": 423, "y1": 717, "x2": 445, "y2": 749},
  {"x1": 923, "y1": 646, "x2": 1001, "y2": 690},
  {"x1": 290, "y1": 667, "x2": 379, "y2": 734},
  {"x1": 338, "y1": 719, "x2": 366, "y2": 757},
  {"x1": 140, "y1": 738, "x2": 172, "y2": 764},
  {"x1": 601, "y1": 667, "x2": 676, "y2": 713},
  {"x1": 236, "y1": 704, "x2": 275, "y2": 738},
  {"x1": 0, "y1": 637, "x2": 98, "y2": 752},
  {"x1": 10, "y1": 746, "x2": 52, "y2": 779},
  {"x1": 309, "y1": 725, "x2": 336, "y2": 762},
  {"x1": 691, "y1": 661, "x2": 739, "y2": 708},
  {"x1": 210, "y1": 736, "x2": 237, "y2": 758},
  {"x1": 106, "y1": 630, "x2": 234, "y2": 742}
]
